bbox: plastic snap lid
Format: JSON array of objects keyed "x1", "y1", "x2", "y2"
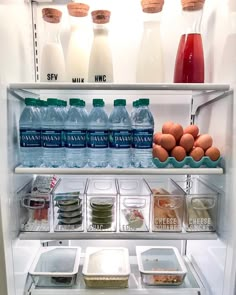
[
  {"x1": 47, "y1": 98, "x2": 58, "y2": 106},
  {"x1": 181, "y1": 0, "x2": 205, "y2": 11},
  {"x1": 25, "y1": 98, "x2": 37, "y2": 106},
  {"x1": 42, "y1": 8, "x2": 62, "y2": 23},
  {"x1": 62, "y1": 101, "x2": 67, "y2": 107},
  {"x1": 139, "y1": 98, "x2": 150, "y2": 106},
  {"x1": 114, "y1": 99, "x2": 126, "y2": 106},
  {"x1": 91, "y1": 10, "x2": 111, "y2": 24},
  {"x1": 81, "y1": 100, "x2": 86, "y2": 107},
  {"x1": 40, "y1": 100, "x2": 48, "y2": 107},
  {"x1": 70, "y1": 98, "x2": 82, "y2": 106},
  {"x1": 93, "y1": 99, "x2": 105, "y2": 107},
  {"x1": 141, "y1": 0, "x2": 164, "y2": 13},
  {"x1": 67, "y1": 2, "x2": 90, "y2": 17}
]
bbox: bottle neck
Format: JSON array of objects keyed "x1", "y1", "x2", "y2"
[
  {"x1": 44, "y1": 22, "x2": 61, "y2": 43},
  {"x1": 93, "y1": 24, "x2": 109, "y2": 35},
  {"x1": 69, "y1": 16, "x2": 88, "y2": 32},
  {"x1": 181, "y1": 9, "x2": 203, "y2": 34}
]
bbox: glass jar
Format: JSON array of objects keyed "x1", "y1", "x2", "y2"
[
  {"x1": 174, "y1": 0, "x2": 205, "y2": 83},
  {"x1": 88, "y1": 10, "x2": 113, "y2": 83},
  {"x1": 66, "y1": 2, "x2": 90, "y2": 83},
  {"x1": 40, "y1": 8, "x2": 65, "y2": 82}
]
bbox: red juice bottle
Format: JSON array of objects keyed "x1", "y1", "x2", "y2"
[{"x1": 174, "y1": 0, "x2": 205, "y2": 83}]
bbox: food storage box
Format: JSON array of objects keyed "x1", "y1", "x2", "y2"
[
  {"x1": 117, "y1": 178, "x2": 151, "y2": 232},
  {"x1": 29, "y1": 246, "x2": 81, "y2": 287},
  {"x1": 82, "y1": 247, "x2": 130, "y2": 288},
  {"x1": 177, "y1": 178, "x2": 219, "y2": 232},
  {"x1": 136, "y1": 246, "x2": 187, "y2": 286},
  {"x1": 145, "y1": 178, "x2": 185, "y2": 232},
  {"x1": 86, "y1": 178, "x2": 117, "y2": 232},
  {"x1": 53, "y1": 177, "x2": 87, "y2": 232}
]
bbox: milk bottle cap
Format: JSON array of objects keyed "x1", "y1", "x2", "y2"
[
  {"x1": 141, "y1": 0, "x2": 164, "y2": 13},
  {"x1": 91, "y1": 10, "x2": 111, "y2": 24},
  {"x1": 42, "y1": 8, "x2": 62, "y2": 23},
  {"x1": 181, "y1": 0, "x2": 205, "y2": 11},
  {"x1": 67, "y1": 2, "x2": 90, "y2": 17}
]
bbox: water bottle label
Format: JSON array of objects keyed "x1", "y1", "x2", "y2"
[
  {"x1": 42, "y1": 130, "x2": 62, "y2": 148},
  {"x1": 132, "y1": 129, "x2": 154, "y2": 149},
  {"x1": 87, "y1": 130, "x2": 109, "y2": 148},
  {"x1": 20, "y1": 129, "x2": 41, "y2": 147},
  {"x1": 65, "y1": 130, "x2": 86, "y2": 148},
  {"x1": 109, "y1": 130, "x2": 132, "y2": 148}
]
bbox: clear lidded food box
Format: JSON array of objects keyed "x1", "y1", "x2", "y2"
[
  {"x1": 53, "y1": 177, "x2": 87, "y2": 232},
  {"x1": 86, "y1": 178, "x2": 117, "y2": 232},
  {"x1": 136, "y1": 246, "x2": 187, "y2": 286},
  {"x1": 29, "y1": 246, "x2": 81, "y2": 287},
  {"x1": 145, "y1": 178, "x2": 185, "y2": 232},
  {"x1": 82, "y1": 247, "x2": 130, "y2": 288},
  {"x1": 117, "y1": 178, "x2": 151, "y2": 232}
]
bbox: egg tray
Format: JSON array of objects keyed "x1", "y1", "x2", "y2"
[{"x1": 152, "y1": 156, "x2": 222, "y2": 168}]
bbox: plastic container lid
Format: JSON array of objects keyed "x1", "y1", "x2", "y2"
[
  {"x1": 139, "y1": 98, "x2": 150, "y2": 106},
  {"x1": 114, "y1": 99, "x2": 126, "y2": 106},
  {"x1": 47, "y1": 98, "x2": 58, "y2": 106},
  {"x1": 93, "y1": 99, "x2": 104, "y2": 107}
]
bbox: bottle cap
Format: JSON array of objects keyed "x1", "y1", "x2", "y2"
[
  {"x1": 47, "y1": 98, "x2": 58, "y2": 106},
  {"x1": 42, "y1": 8, "x2": 62, "y2": 23},
  {"x1": 40, "y1": 100, "x2": 48, "y2": 107},
  {"x1": 69, "y1": 98, "x2": 82, "y2": 106},
  {"x1": 181, "y1": 0, "x2": 205, "y2": 11},
  {"x1": 133, "y1": 100, "x2": 139, "y2": 107},
  {"x1": 62, "y1": 101, "x2": 67, "y2": 107},
  {"x1": 141, "y1": 0, "x2": 164, "y2": 13},
  {"x1": 139, "y1": 98, "x2": 150, "y2": 106},
  {"x1": 35, "y1": 99, "x2": 41, "y2": 107},
  {"x1": 93, "y1": 98, "x2": 105, "y2": 107},
  {"x1": 114, "y1": 99, "x2": 126, "y2": 106},
  {"x1": 81, "y1": 100, "x2": 86, "y2": 107},
  {"x1": 91, "y1": 10, "x2": 111, "y2": 24},
  {"x1": 25, "y1": 98, "x2": 37, "y2": 106},
  {"x1": 67, "y1": 2, "x2": 90, "y2": 17}
]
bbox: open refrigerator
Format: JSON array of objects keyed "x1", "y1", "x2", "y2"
[{"x1": 0, "y1": 0, "x2": 236, "y2": 295}]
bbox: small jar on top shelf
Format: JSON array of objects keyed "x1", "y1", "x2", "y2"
[
  {"x1": 173, "y1": 0, "x2": 205, "y2": 83},
  {"x1": 40, "y1": 8, "x2": 65, "y2": 82},
  {"x1": 88, "y1": 10, "x2": 113, "y2": 83}
]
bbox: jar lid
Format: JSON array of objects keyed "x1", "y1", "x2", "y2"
[
  {"x1": 141, "y1": 0, "x2": 164, "y2": 13},
  {"x1": 91, "y1": 10, "x2": 111, "y2": 24},
  {"x1": 181, "y1": 0, "x2": 205, "y2": 11},
  {"x1": 67, "y1": 2, "x2": 90, "y2": 17},
  {"x1": 42, "y1": 8, "x2": 62, "y2": 23}
]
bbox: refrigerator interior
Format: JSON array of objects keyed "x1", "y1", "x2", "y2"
[{"x1": 0, "y1": 0, "x2": 236, "y2": 295}]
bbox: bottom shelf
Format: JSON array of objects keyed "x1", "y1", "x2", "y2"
[{"x1": 28, "y1": 257, "x2": 206, "y2": 295}]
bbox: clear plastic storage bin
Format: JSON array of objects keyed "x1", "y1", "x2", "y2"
[
  {"x1": 53, "y1": 177, "x2": 87, "y2": 232},
  {"x1": 82, "y1": 247, "x2": 130, "y2": 288},
  {"x1": 117, "y1": 178, "x2": 151, "y2": 232},
  {"x1": 145, "y1": 178, "x2": 185, "y2": 232},
  {"x1": 177, "y1": 178, "x2": 219, "y2": 232},
  {"x1": 29, "y1": 246, "x2": 81, "y2": 287},
  {"x1": 136, "y1": 246, "x2": 187, "y2": 286},
  {"x1": 86, "y1": 178, "x2": 117, "y2": 232}
]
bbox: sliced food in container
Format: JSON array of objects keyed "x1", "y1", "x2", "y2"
[
  {"x1": 82, "y1": 247, "x2": 130, "y2": 288},
  {"x1": 136, "y1": 246, "x2": 187, "y2": 286}
]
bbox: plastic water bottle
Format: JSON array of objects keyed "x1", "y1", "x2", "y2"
[
  {"x1": 130, "y1": 100, "x2": 139, "y2": 123},
  {"x1": 132, "y1": 98, "x2": 154, "y2": 168},
  {"x1": 42, "y1": 98, "x2": 64, "y2": 167},
  {"x1": 87, "y1": 99, "x2": 109, "y2": 167},
  {"x1": 65, "y1": 98, "x2": 87, "y2": 167},
  {"x1": 19, "y1": 98, "x2": 41, "y2": 167},
  {"x1": 109, "y1": 99, "x2": 132, "y2": 168},
  {"x1": 39, "y1": 100, "x2": 48, "y2": 120}
]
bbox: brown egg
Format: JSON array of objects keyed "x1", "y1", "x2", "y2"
[
  {"x1": 171, "y1": 146, "x2": 186, "y2": 161},
  {"x1": 153, "y1": 132, "x2": 162, "y2": 145},
  {"x1": 195, "y1": 134, "x2": 213, "y2": 151},
  {"x1": 169, "y1": 123, "x2": 184, "y2": 141},
  {"x1": 205, "y1": 146, "x2": 221, "y2": 161},
  {"x1": 160, "y1": 134, "x2": 176, "y2": 151},
  {"x1": 162, "y1": 121, "x2": 174, "y2": 134},
  {"x1": 179, "y1": 134, "x2": 194, "y2": 152},
  {"x1": 152, "y1": 145, "x2": 169, "y2": 162},
  {"x1": 194, "y1": 135, "x2": 201, "y2": 147},
  {"x1": 184, "y1": 125, "x2": 199, "y2": 138},
  {"x1": 189, "y1": 147, "x2": 204, "y2": 161}
]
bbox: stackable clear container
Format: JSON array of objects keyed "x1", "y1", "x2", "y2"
[
  {"x1": 136, "y1": 246, "x2": 187, "y2": 286},
  {"x1": 86, "y1": 178, "x2": 117, "y2": 232},
  {"x1": 145, "y1": 178, "x2": 185, "y2": 232},
  {"x1": 82, "y1": 247, "x2": 130, "y2": 288},
  {"x1": 177, "y1": 178, "x2": 219, "y2": 232},
  {"x1": 117, "y1": 178, "x2": 151, "y2": 232},
  {"x1": 29, "y1": 247, "x2": 81, "y2": 287},
  {"x1": 53, "y1": 177, "x2": 87, "y2": 232}
]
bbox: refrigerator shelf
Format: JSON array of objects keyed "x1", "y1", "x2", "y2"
[
  {"x1": 28, "y1": 256, "x2": 206, "y2": 295},
  {"x1": 19, "y1": 231, "x2": 217, "y2": 241},
  {"x1": 14, "y1": 166, "x2": 223, "y2": 175}
]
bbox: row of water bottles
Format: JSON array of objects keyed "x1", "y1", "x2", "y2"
[{"x1": 19, "y1": 97, "x2": 154, "y2": 168}]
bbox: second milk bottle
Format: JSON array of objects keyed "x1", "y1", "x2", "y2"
[
  {"x1": 87, "y1": 99, "x2": 109, "y2": 167},
  {"x1": 40, "y1": 8, "x2": 65, "y2": 82},
  {"x1": 109, "y1": 99, "x2": 132, "y2": 168},
  {"x1": 88, "y1": 10, "x2": 113, "y2": 83}
]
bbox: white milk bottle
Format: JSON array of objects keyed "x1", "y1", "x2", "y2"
[
  {"x1": 40, "y1": 8, "x2": 65, "y2": 82},
  {"x1": 136, "y1": 0, "x2": 164, "y2": 83},
  {"x1": 66, "y1": 3, "x2": 90, "y2": 83},
  {"x1": 88, "y1": 10, "x2": 113, "y2": 83}
]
